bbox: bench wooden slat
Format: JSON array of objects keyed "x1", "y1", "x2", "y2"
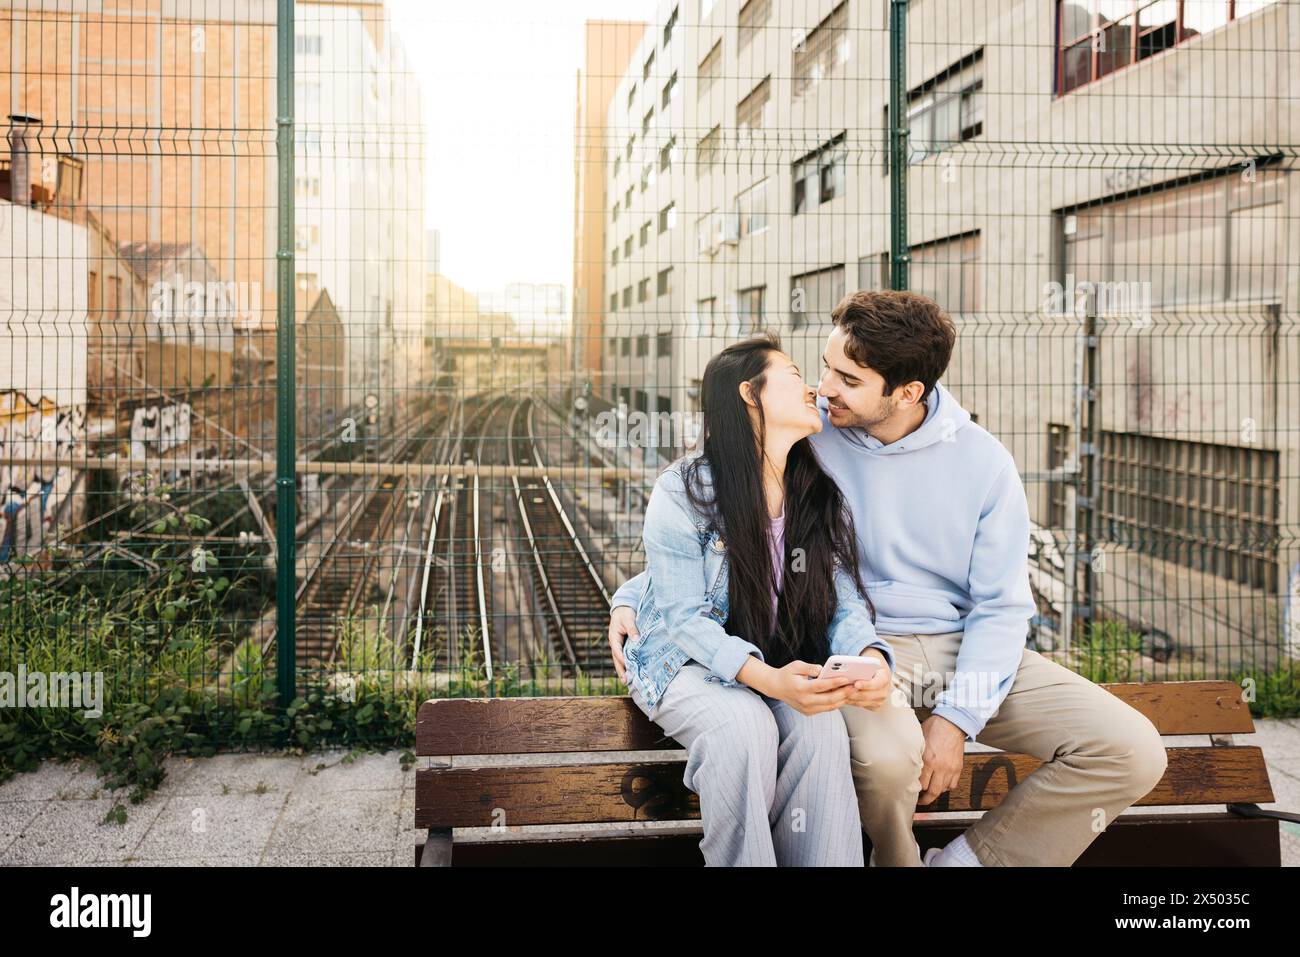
[
  {"x1": 414, "y1": 814, "x2": 1280, "y2": 867},
  {"x1": 416, "y1": 696, "x2": 678, "y2": 755},
  {"x1": 414, "y1": 745, "x2": 1274, "y2": 828},
  {"x1": 1100, "y1": 680, "x2": 1254, "y2": 735},
  {"x1": 415, "y1": 680, "x2": 1253, "y2": 756}
]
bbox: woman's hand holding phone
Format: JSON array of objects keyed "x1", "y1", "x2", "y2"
[{"x1": 738, "y1": 658, "x2": 858, "y2": 716}]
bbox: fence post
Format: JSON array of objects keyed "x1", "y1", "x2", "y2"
[
  {"x1": 888, "y1": 0, "x2": 909, "y2": 291},
  {"x1": 275, "y1": 0, "x2": 297, "y2": 710}
]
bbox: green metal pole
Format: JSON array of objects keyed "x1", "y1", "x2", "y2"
[
  {"x1": 274, "y1": 0, "x2": 297, "y2": 708},
  {"x1": 889, "y1": 0, "x2": 909, "y2": 291}
]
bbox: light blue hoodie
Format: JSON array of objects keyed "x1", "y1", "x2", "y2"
[{"x1": 612, "y1": 382, "x2": 1034, "y2": 740}]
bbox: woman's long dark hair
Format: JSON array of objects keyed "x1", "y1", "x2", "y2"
[{"x1": 680, "y1": 333, "x2": 873, "y2": 667}]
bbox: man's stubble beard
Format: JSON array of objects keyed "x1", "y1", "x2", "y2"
[{"x1": 838, "y1": 394, "x2": 896, "y2": 433}]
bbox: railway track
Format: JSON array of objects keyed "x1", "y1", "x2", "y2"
[
  {"x1": 414, "y1": 397, "x2": 510, "y2": 676},
  {"x1": 507, "y1": 397, "x2": 613, "y2": 678},
  {"x1": 290, "y1": 412, "x2": 442, "y2": 674}
]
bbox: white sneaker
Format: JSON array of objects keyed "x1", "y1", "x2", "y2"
[{"x1": 922, "y1": 846, "x2": 943, "y2": 866}]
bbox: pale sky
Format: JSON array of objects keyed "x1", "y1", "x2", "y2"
[{"x1": 388, "y1": 0, "x2": 657, "y2": 303}]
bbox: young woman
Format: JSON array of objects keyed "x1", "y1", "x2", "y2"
[{"x1": 620, "y1": 334, "x2": 896, "y2": 866}]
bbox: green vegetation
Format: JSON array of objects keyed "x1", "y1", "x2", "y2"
[{"x1": 1064, "y1": 620, "x2": 1299, "y2": 719}]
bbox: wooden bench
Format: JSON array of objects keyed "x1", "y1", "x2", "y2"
[{"x1": 414, "y1": 679, "x2": 1291, "y2": 866}]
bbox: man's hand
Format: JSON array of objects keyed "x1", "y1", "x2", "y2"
[
  {"x1": 917, "y1": 714, "x2": 966, "y2": 806},
  {"x1": 607, "y1": 605, "x2": 638, "y2": 684},
  {"x1": 842, "y1": 647, "x2": 893, "y2": 711}
]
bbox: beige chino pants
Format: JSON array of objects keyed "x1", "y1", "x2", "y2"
[{"x1": 840, "y1": 632, "x2": 1168, "y2": 866}]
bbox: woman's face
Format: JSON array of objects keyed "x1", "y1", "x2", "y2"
[{"x1": 746, "y1": 351, "x2": 823, "y2": 439}]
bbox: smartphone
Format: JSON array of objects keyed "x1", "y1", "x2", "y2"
[{"x1": 820, "y1": 654, "x2": 883, "y2": 684}]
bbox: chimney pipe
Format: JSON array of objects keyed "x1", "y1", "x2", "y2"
[{"x1": 7, "y1": 113, "x2": 43, "y2": 206}]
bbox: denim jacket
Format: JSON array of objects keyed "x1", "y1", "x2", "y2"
[{"x1": 615, "y1": 451, "x2": 895, "y2": 713}]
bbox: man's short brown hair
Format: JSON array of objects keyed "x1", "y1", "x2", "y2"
[{"x1": 830, "y1": 290, "x2": 956, "y2": 400}]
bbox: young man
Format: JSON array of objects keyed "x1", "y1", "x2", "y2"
[{"x1": 606, "y1": 290, "x2": 1167, "y2": 867}]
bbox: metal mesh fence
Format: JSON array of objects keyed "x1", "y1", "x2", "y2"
[{"x1": 1, "y1": 0, "x2": 1296, "y2": 746}]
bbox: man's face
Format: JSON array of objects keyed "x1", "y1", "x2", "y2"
[{"x1": 817, "y1": 325, "x2": 901, "y2": 432}]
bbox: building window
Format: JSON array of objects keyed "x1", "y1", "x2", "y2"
[
  {"x1": 1046, "y1": 423, "x2": 1072, "y2": 528},
  {"x1": 1056, "y1": 1, "x2": 1272, "y2": 95},
  {"x1": 698, "y1": 40, "x2": 722, "y2": 99},
  {"x1": 693, "y1": 297, "x2": 717, "y2": 336},
  {"x1": 295, "y1": 224, "x2": 319, "y2": 252},
  {"x1": 910, "y1": 231, "x2": 980, "y2": 315},
  {"x1": 662, "y1": 71, "x2": 678, "y2": 108},
  {"x1": 656, "y1": 393, "x2": 673, "y2": 423},
  {"x1": 1098, "y1": 430, "x2": 1279, "y2": 591},
  {"x1": 886, "y1": 51, "x2": 984, "y2": 171},
  {"x1": 641, "y1": 163, "x2": 655, "y2": 192},
  {"x1": 738, "y1": 0, "x2": 771, "y2": 51},
  {"x1": 640, "y1": 220, "x2": 651, "y2": 247},
  {"x1": 792, "y1": 132, "x2": 846, "y2": 214},
  {"x1": 792, "y1": 0, "x2": 850, "y2": 103},
  {"x1": 736, "y1": 178, "x2": 769, "y2": 238},
  {"x1": 609, "y1": 338, "x2": 618, "y2": 355},
  {"x1": 613, "y1": 154, "x2": 621, "y2": 178},
  {"x1": 1060, "y1": 167, "x2": 1283, "y2": 310},
  {"x1": 696, "y1": 208, "x2": 724, "y2": 255},
  {"x1": 626, "y1": 134, "x2": 635, "y2": 162},
  {"x1": 611, "y1": 247, "x2": 619, "y2": 266},
  {"x1": 663, "y1": 6, "x2": 679, "y2": 46},
  {"x1": 643, "y1": 50, "x2": 656, "y2": 82},
  {"x1": 657, "y1": 331, "x2": 673, "y2": 357},
  {"x1": 659, "y1": 202, "x2": 677, "y2": 233},
  {"x1": 628, "y1": 83, "x2": 637, "y2": 110},
  {"x1": 106, "y1": 275, "x2": 122, "y2": 320},
  {"x1": 658, "y1": 267, "x2": 674, "y2": 296},
  {"x1": 789, "y1": 265, "x2": 844, "y2": 331},
  {"x1": 638, "y1": 278, "x2": 649, "y2": 303},
  {"x1": 736, "y1": 76, "x2": 771, "y2": 144},
  {"x1": 697, "y1": 125, "x2": 721, "y2": 175},
  {"x1": 612, "y1": 200, "x2": 620, "y2": 222},
  {"x1": 624, "y1": 235, "x2": 633, "y2": 258},
  {"x1": 610, "y1": 292, "x2": 618, "y2": 312},
  {"x1": 643, "y1": 107, "x2": 655, "y2": 136},
  {"x1": 738, "y1": 286, "x2": 766, "y2": 333},
  {"x1": 659, "y1": 136, "x2": 677, "y2": 172},
  {"x1": 625, "y1": 185, "x2": 634, "y2": 211},
  {"x1": 857, "y1": 252, "x2": 890, "y2": 291},
  {"x1": 623, "y1": 286, "x2": 632, "y2": 308},
  {"x1": 621, "y1": 336, "x2": 630, "y2": 356},
  {"x1": 636, "y1": 334, "x2": 649, "y2": 357}
]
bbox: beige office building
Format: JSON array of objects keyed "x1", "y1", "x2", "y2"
[{"x1": 599, "y1": 0, "x2": 1297, "y2": 664}]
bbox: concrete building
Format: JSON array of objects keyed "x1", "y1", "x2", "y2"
[
  {"x1": 1, "y1": 0, "x2": 427, "y2": 434},
  {"x1": 293, "y1": 1, "x2": 427, "y2": 417},
  {"x1": 0, "y1": 197, "x2": 88, "y2": 564},
  {"x1": 597, "y1": 0, "x2": 1297, "y2": 664},
  {"x1": 571, "y1": 19, "x2": 649, "y2": 397}
]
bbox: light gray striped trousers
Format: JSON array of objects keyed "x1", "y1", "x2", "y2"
[{"x1": 629, "y1": 662, "x2": 865, "y2": 867}]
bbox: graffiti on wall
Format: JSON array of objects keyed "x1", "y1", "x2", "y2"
[
  {"x1": 129, "y1": 402, "x2": 192, "y2": 460},
  {"x1": 0, "y1": 392, "x2": 84, "y2": 563}
]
